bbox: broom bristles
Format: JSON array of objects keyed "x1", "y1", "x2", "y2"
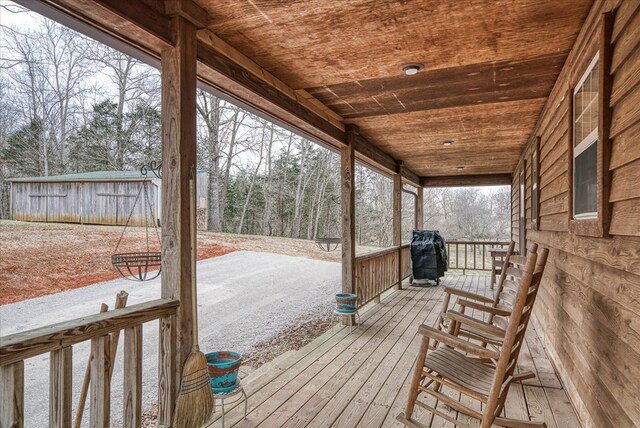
[{"x1": 173, "y1": 349, "x2": 214, "y2": 428}]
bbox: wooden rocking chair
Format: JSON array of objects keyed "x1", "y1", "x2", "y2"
[
  {"x1": 447, "y1": 247, "x2": 549, "y2": 349},
  {"x1": 435, "y1": 241, "x2": 517, "y2": 335},
  {"x1": 397, "y1": 251, "x2": 546, "y2": 428}
]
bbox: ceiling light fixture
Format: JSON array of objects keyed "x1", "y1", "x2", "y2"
[
  {"x1": 442, "y1": 140, "x2": 453, "y2": 146},
  {"x1": 456, "y1": 166, "x2": 465, "y2": 170},
  {"x1": 401, "y1": 63, "x2": 423, "y2": 76}
]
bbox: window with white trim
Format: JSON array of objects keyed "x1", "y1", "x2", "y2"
[{"x1": 572, "y1": 54, "x2": 599, "y2": 219}]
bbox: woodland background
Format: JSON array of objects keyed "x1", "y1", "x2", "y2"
[{"x1": 0, "y1": 5, "x2": 511, "y2": 247}]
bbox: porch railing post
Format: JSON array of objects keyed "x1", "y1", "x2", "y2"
[
  {"x1": 393, "y1": 165, "x2": 402, "y2": 290},
  {"x1": 159, "y1": 9, "x2": 200, "y2": 425},
  {"x1": 416, "y1": 186, "x2": 424, "y2": 230},
  {"x1": 342, "y1": 127, "x2": 357, "y2": 298}
]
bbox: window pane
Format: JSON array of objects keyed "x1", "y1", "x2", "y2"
[
  {"x1": 574, "y1": 141, "x2": 597, "y2": 216},
  {"x1": 574, "y1": 62, "x2": 598, "y2": 146}
]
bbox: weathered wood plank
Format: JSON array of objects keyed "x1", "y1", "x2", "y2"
[
  {"x1": 49, "y1": 346, "x2": 73, "y2": 428},
  {"x1": 123, "y1": 325, "x2": 142, "y2": 428},
  {"x1": 610, "y1": 120, "x2": 640, "y2": 170},
  {"x1": 609, "y1": 198, "x2": 640, "y2": 236},
  {"x1": 610, "y1": 158, "x2": 640, "y2": 202},
  {"x1": 0, "y1": 361, "x2": 24, "y2": 428},
  {"x1": 0, "y1": 299, "x2": 178, "y2": 366},
  {"x1": 90, "y1": 335, "x2": 111, "y2": 428}
]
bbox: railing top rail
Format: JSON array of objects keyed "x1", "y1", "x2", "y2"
[
  {"x1": 446, "y1": 240, "x2": 511, "y2": 245},
  {"x1": 0, "y1": 298, "x2": 179, "y2": 367},
  {"x1": 356, "y1": 246, "x2": 401, "y2": 262}
]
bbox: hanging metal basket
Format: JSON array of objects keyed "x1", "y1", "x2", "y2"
[{"x1": 112, "y1": 252, "x2": 162, "y2": 281}]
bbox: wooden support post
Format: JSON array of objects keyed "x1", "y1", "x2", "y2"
[
  {"x1": 90, "y1": 335, "x2": 111, "y2": 428},
  {"x1": 416, "y1": 186, "x2": 424, "y2": 230},
  {"x1": 50, "y1": 346, "x2": 73, "y2": 428},
  {"x1": 342, "y1": 130, "x2": 356, "y2": 296},
  {"x1": 159, "y1": 11, "x2": 198, "y2": 425},
  {"x1": 123, "y1": 325, "x2": 142, "y2": 428},
  {"x1": 0, "y1": 361, "x2": 24, "y2": 428},
  {"x1": 393, "y1": 169, "x2": 402, "y2": 290}
]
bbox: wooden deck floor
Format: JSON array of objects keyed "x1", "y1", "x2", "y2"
[{"x1": 206, "y1": 275, "x2": 581, "y2": 428}]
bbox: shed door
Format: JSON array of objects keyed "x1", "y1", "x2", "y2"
[
  {"x1": 13, "y1": 183, "x2": 47, "y2": 221},
  {"x1": 85, "y1": 182, "x2": 118, "y2": 225},
  {"x1": 46, "y1": 183, "x2": 81, "y2": 223},
  {"x1": 115, "y1": 181, "x2": 152, "y2": 226}
]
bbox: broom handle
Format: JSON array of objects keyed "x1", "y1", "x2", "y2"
[
  {"x1": 74, "y1": 303, "x2": 108, "y2": 428},
  {"x1": 189, "y1": 171, "x2": 199, "y2": 347}
]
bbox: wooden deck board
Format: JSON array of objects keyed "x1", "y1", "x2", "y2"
[{"x1": 207, "y1": 274, "x2": 581, "y2": 428}]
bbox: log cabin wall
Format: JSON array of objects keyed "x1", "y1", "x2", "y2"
[{"x1": 511, "y1": 1, "x2": 640, "y2": 427}]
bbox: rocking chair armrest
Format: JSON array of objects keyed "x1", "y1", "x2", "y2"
[
  {"x1": 456, "y1": 299, "x2": 511, "y2": 317},
  {"x1": 443, "y1": 287, "x2": 493, "y2": 303},
  {"x1": 417, "y1": 325, "x2": 500, "y2": 359},
  {"x1": 446, "y1": 310, "x2": 506, "y2": 338}
]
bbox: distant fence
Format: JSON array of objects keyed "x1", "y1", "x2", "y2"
[{"x1": 446, "y1": 240, "x2": 510, "y2": 273}]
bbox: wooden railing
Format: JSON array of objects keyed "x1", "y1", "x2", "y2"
[
  {"x1": 446, "y1": 240, "x2": 510, "y2": 273},
  {"x1": 0, "y1": 298, "x2": 179, "y2": 428},
  {"x1": 355, "y1": 244, "x2": 411, "y2": 306}
]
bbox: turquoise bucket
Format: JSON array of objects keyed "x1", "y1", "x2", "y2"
[
  {"x1": 206, "y1": 351, "x2": 242, "y2": 393},
  {"x1": 335, "y1": 293, "x2": 357, "y2": 313}
]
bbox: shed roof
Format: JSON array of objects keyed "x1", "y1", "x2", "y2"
[{"x1": 8, "y1": 170, "x2": 158, "y2": 183}]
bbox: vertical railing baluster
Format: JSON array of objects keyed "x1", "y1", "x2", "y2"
[
  {"x1": 123, "y1": 325, "x2": 142, "y2": 428},
  {"x1": 0, "y1": 361, "x2": 24, "y2": 428},
  {"x1": 90, "y1": 335, "x2": 111, "y2": 428},
  {"x1": 50, "y1": 346, "x2": 73, "y2": 428}
]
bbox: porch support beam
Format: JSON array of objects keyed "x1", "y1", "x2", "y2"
[
  {"x1": 393, "y1": 167, "x2": 403, "y2": 290},
  {"x1": 159, "y1": 13, "x2": 198, "y2": 425},
  {"x1": 416, "y1": 187, "x2": 424, "y2": 229},
  {"x1": 421, "y1": 174, "x2": 512, "y2": 188},
  {"x1": 341, "y1": 130, "x2": 357, "y2": 296}
]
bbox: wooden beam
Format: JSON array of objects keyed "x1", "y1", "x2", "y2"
[
  {"x1": 393, "y1": 171, "x2": 402, "y2": 290},
  {"x1": 416, "y1": 187, "x2": 424, "y2": 229},
  {"x1": 402, "y1": 168, "x2": 420, "y2": 187},
  {"x1": 341, "y1": 136, "x2": 356, "y2": 295},
  {"x1": 49, "y1": 347, "x2": 73, "y2": 428},
  {"x1": 421, "y1": 174, "x2": 513, "y2": 188},
  {"x1": 0, "y1": 361, "x2": 23, "y2": 428},
  {"x1": 196, "y1": 41, "x2": 345, "y2": 146},
  {"x1": 159, "y1": 13, "x2": 198, "y2": 425},
  {"x1": 347, "y1": 125, "x2": 421, "y2": 186},
  {"x1": 165, "y1": 0, "x2": 209, "y2": 29}
]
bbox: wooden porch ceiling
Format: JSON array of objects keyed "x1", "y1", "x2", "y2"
[
  {"x1": 30, "y1": 0, "x2": 593, "y2": 182},
  {"x1": 198, "y1": 0, "x2": 593, "y2": 177}
]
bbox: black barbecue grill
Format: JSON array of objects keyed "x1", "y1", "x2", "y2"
[{"x1": 409, "y1": 229, "x2": 448, "y2": 286}]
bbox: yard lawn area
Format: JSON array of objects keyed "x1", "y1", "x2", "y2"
[{"x1": 0, "y1": 220, "x2": 343, "y2": 304}]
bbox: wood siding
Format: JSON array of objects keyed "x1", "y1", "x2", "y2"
[
  {"x1": 11, "y1": 181, "x2": 158, "y2": 227},
  {"x1": 512, "y1": 2, "x2": 640, "y2": 427}
]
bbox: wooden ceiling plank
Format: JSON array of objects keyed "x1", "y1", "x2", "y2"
[{"x1": 307, "y1": 53, "x2": 567, "y2": 118}]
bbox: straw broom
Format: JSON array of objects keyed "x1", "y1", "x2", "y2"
[{"x1": 173, "y1": 172, "x2": 214, "y2": 428}]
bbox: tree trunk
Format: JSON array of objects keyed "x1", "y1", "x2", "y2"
[
  {"x1": 262, "y1": 124, "x2": 274, "y2": 235},
  {"x1": 278, "y1": 133, "x2": 294, "y2": 236},
  {"x1": 237, "y1": 130, "x2": 265, "y2": 234},
  {"x1": 291, "y1": 140, "x2": 308, "y2": 238}
]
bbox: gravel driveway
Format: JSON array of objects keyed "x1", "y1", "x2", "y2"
[{"x1": 0, "y1": 251, "x2": 340, "y2": 427}]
